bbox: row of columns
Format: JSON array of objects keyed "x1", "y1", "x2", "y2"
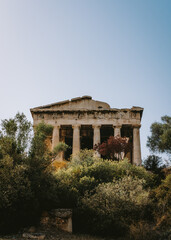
[{"x1": 52, "y1": 124, "x2": 141, "y2": 165}]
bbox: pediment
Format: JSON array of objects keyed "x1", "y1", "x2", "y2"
[{"x1": 31, "y1": 96, "x2": 111, "y2": 111}]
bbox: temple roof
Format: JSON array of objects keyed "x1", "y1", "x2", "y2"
[{"x1": 30, "y1": 96, "x2": 143, "y2": 118}]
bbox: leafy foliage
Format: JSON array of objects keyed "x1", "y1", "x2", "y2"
[
  {"x1": 94, "y1": 136, "x2": 131, "y2": 160},
  {"x1": 143, "y1": 155, "x2": 165, "y2": 171},
  {"x1": 27, "y1": 122, "x2": 59, "y2": 211},
  {"x1": 0, "y1": 113, "x2": 33, "y2": 232},
  {"x1": 153, "y1": 174, "x2": 171, "y2": 230},
  {"x1": 53, "y1": 150, "x2": 154, "y2": 210},
  {"x1": 76, "y1": 176, "x2": 151, "y2": 237},
  {"x1": 143, "y1": 155, "x2": 166, "y2": 185},
  {"x1": 52, "y1": 142, "x2": 70, "y2": 159},
  {"x1": 1, "y1": 112, "x2": 32, "y2": 153},
  {"x1": 147, "y1": 115, "x2": 171, "y2": 154},
  {"x1": 0, "y1": 118, "x2": 57, "y2": 233},
  {"x1": 69, "y1": 149, "x2": 95, "y2": 167},
  {"x1": 29, "y1": 121, "x2": 53, "y2": 159},
  {"x1": 0, "y1": 113, "x2": 170, "y2": 239}
]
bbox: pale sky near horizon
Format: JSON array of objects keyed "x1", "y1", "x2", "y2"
[{"x1": 0, "y1": 0, "x2": 171, "y2": 160}]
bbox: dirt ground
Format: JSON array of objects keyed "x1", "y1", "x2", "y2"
[{"x1": 0, "y1": 226, "x2": 108, "y2": 240}]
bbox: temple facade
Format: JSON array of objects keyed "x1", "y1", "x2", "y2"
[{"x1": 30, "y1": 96, "x2": 143, "y2": 165}]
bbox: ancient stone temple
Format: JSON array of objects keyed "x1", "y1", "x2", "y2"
[{"x1": 30, "y1": 96, "x2": 143, "y2": 165}]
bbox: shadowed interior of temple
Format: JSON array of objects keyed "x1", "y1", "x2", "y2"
[
  {"x1": 100, "y1": 125, "x2": 114, "y2": 159},
  {"x1": 121, "y1": 125, "x2": 133, "y2": 163},
  {"x1": 80, "y1": 125, "x2": 93, "y2": 150},
  {"x1": 100, "y1": 125, "x2": 114, "y2": 143},
  {"x1": 56, "y1": 124, "x2": 134, "y2": 162},
  {"x1": 60, "y1": 125, "x2": 73, "y2": 160}
]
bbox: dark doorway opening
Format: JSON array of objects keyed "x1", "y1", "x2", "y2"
[
  {"x1": 60, "y1": 125, "x2": 73, "y2": 161},
  {"x1": 100, "y1": 125, "x2": 114, "y2": 159},
  {"x1": 80, "y1": 125, "x2": 93, "y2": 150},
  {"x1": 121, "y1": 125, "x2": 133, "y2": 163},
  {"x1": 100, "y1": 125, "x2": 114, "y2": 144}
]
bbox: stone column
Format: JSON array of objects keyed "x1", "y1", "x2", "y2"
[
  {"x1": 133, "y1": 124, "x2": 142, "y2": 165},
  {"x1": 114, "y1": 125, "x2": 121, "y2": 136},
  {"x1": 52, "y1": 125, "x2": 60, "y2": 149},
  {"x1": 72, "y1": 125, "x2": 81, "y2": 155},
  {"x1": 93, "y1": 125, "x2": 101, "y2": 157}
]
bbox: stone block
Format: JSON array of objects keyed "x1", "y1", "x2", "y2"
[
  {"x1": 41, "y1": 209, "x2": 72, "y2": 233},
  {"x1": 22, "y1": 233, "x2": 45, "y2": 240}
]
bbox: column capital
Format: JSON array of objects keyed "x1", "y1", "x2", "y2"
[
  {"x1": 113, "y1": 125, "x2": 122, "y2": 128},
  {"x1": 92, "y1": 124, "x2": 101, "y2": 129},
  {"x1": 54, "y1": 125, "x2": 60, "y2": 129},
  {"x1": 132, "y1": 124, "x2": 141, "y2": 128},
  {"x1": 72, "y1": 124, "x2": 81, "y2": 129}
]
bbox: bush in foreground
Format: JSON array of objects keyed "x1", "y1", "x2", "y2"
[{"x1": 75, "y1": 176, "x2": 151, "y2": 237}]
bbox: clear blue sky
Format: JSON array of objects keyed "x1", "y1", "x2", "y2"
[{"x1": 0, "y1": 0, "x2": 171, "y2": 159}]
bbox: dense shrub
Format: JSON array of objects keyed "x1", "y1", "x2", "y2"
[
  {"x1": 74, "y1": 176, "x2": 151, "y2": 237},
  {"x1": 128, "y1": 174, "x2": 171, "y2": 240},
  {"x1": 54, "y1": 150, "x2": 155, "y2": 208},
  {"x1": 153, "y1": 174, "x2": 171, "y2": 231},
  {"x1": 129, "y1": 221, "x2": 161, "y2": 240},
  {"x1": 0, "y1": 155, "x2": 34, "y2": 232}
]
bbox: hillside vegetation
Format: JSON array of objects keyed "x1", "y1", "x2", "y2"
[{"x1": 0, "y1": 114, "x2": 170, "y2": 240}]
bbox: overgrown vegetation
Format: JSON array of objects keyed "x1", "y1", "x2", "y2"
[
  {"x1": 0, "y1": 113, "x2": 170, "y2": 240},
  {"x1": 0, "y1": 116, "x2": 56, "y2": 232}
]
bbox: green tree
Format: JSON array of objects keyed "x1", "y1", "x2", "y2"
[
  {"x1": 143, "y1": 155, "x2": 166, "y2": 186},
  {"x1": 0, "y1": 113, "x2": 32, "y2": 166},
  {"x1": 28, "y1": 122, "x2": 60, "y2": 211},
  {"x1": 0, "y1": 118, "x2": 58, "y2": 233},
  {"x1": 147, "y1": 116, "x2": 171, "y2": 155},
  {"x1": 29, "y1": 121, "x2": 53, "y2": 159},
  {"x1": 143, "y1": 155, "x2": 164, "y2": 172},
  {"x1": 0, "y1": 112, "x2": 32, "y2": 154},
  {"x1": 0, "y1": 113, "x2": 33, "y2": 232}
]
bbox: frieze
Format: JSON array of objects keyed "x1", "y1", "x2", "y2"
[{"x1": 34, "y1": 110, "x2": 141, "y2": 121}]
